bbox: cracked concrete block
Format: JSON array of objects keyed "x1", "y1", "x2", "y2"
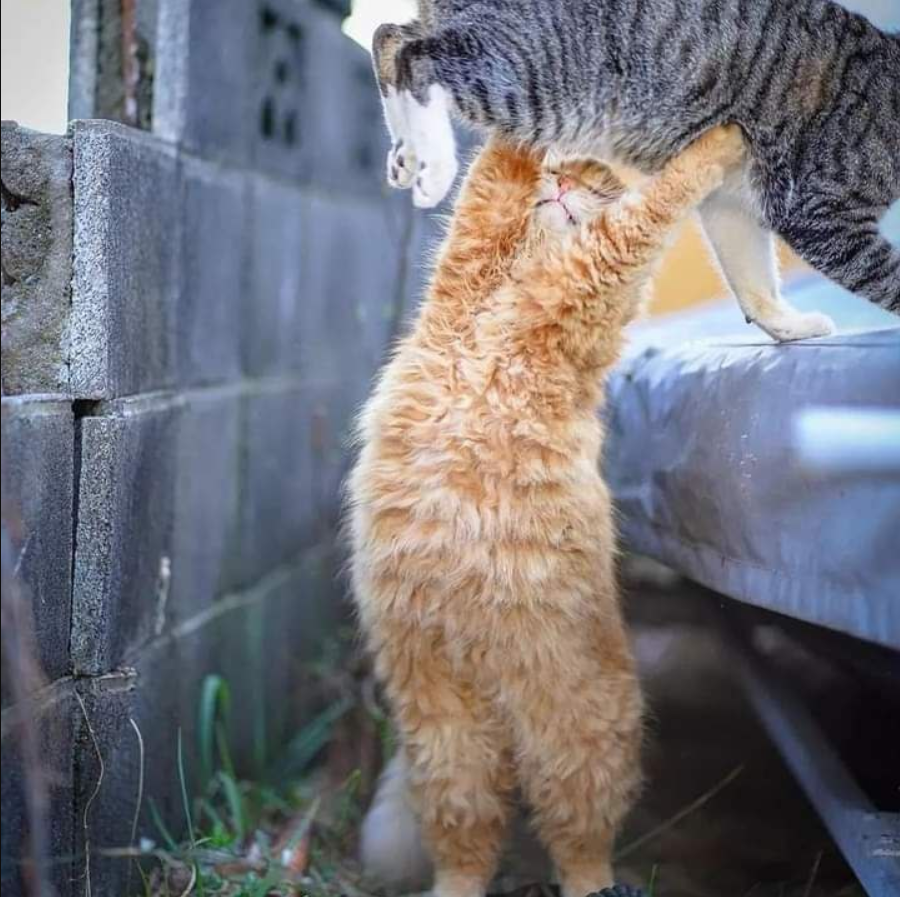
[
  {"x1": 72, "y1": 547, "x2": 343, "y2": 895},
  {"x1": 71, "y1": 388, "x2": 245, "y2": 673},
  {"x1": 1, "y1": 397, "x2": 74, "y2": 687},
  {"x1": 71, "y1": 120, "x2": 182, "y2": 399},
  {"x1": 242, "y1": 174, "x2": 304, "y2": 377},
  {"x1": 1, "y1": 123, "x2": 73, "y2": 396},
  {"x1": 178, "y1": 158, "x2": 247, "y2": 386},
  {"x1": 71, "y1": 395, "x2": 181, "y2": 673},
  {"x1": 153, "y1": 0, "x2": 256, "y2": 165},
  {"x1": 0, "y1": 681, "x2": 75, "y2": 897}
]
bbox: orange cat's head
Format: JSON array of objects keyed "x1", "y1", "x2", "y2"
[{"x1": 532, "y1": 158, "x2": 626, "y2": 235}]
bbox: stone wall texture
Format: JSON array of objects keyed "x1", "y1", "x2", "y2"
[{"x1": 1, "y1": 1, "x2": 451, "y2": 893}]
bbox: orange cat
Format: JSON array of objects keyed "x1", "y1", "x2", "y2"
[{"x1": 347, "y1": 126, "x2": 746, "y2": 897}]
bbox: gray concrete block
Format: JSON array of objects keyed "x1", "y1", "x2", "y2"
[
  {"x1": 305, "y1": 380, "x2": 363, "y2": 535},
  {"x1": 251, "y1": 0, "x2": 311, "y2": 182},
  {"x1": 71, "y1": 388, "x2": 245, "y2": 673},
  {"x1": 169, "y1": 387, "x2": 242, "y2": 618},
  {"x1": 71, "y1": 394, "x2": 182, "y2": 673},
  {"x1": 1, "y1": 397, "x2": 74, "y2": 685},
  {"x1": 71, "y1": 120, "x2": 182, "y2": 399},
  {"x1": 154, "y1": 0, "x2": 256, "y2": 165},
  {"x1": 177, "y1": 158, "x2": 247, "y2": 386},
  {"x1": 242, "y1": 174, "x2": 304, "y2": 377},
  {"x1": 235, "y1": 378, "x2": 361, "y2": 591},
  {"x1": 73, "y1": 547, "x2": 343, "y2": 894},
  {"x1": 250, "y1": 2, "x2": 385, "y2": 191},
  {"x1": 298, "y1": 192, "x2": 409, "y2": 386},
  {"x1": 233, "y1": 382, "x2": 314, "y2": 587},
  {"x1": 299, "y1": 6, "x2": 386, "y2": 195},
  {"x1": 0, "y1": 680, "x2": 75, "y2": 897},
  {"x1": 1, "y1": 123, "x2": 73, "y2": 395}
]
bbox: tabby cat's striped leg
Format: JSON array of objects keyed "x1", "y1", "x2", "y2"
[
  {"x1": 699, "y1": 193, "x2": 836, "y2": 342},
  {"x1": 780, "y1": 205, "x2": 900, "y2": 314}
]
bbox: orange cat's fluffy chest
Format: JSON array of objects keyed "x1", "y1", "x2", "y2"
[{"x1": 349, "y1": 328, "x2": 614, "y2": 621}]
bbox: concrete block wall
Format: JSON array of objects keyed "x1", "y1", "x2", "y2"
[{"x1": 1, "y1": 0, "x2": 450, "y2": 893}]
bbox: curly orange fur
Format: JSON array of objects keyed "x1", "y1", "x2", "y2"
[{"x1": 348, "y1": 127, "x2": 745, "y2": 897}]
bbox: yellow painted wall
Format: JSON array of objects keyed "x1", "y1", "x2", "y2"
[{"x1": 649, "y1": 222, "x2": 806, "y2": 315}]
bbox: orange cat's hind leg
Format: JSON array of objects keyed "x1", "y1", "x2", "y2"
[
  {"x1": 385, "y1": 638, "x2": 515, "y2": 897},
  {"x1": 505, "y1": 646, "x2": 644, "y2": 897}
]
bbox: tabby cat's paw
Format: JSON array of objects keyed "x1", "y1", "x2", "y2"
[
  {"x1": 412, "y1": 155, "x2": 459, "y2": 209},
  {"x1": 756, "y1": 310, "x2": 836, "y2": 342},
  {"x1": 387, "y1": 139, "x2": 417, "y2": 190}
]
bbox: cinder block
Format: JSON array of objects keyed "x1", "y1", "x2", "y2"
[
  {"x1": 71, "y1": 120, "x2": 182, "y2": 399},
  {"x1": 71, "y1": 387, "x2": 244, "y2": 673},
  {"x1": 251, "y1": 0, "x2": 311, "y2": 183},
  {"x1": 303, "y1": 7, "x2": 386, "y2": 195},
  {"x1": 0, "y1": 681, "x2": 75, "y2": 897},
  {"x1": 298, "y1": 192, "x2": 409, "y2": 386},
  {"x1": 73, "y1": 547, "x2": 344, "y2": 895},
  {"x1": 261, "y1": 1, "x2": 384, "y2": 192},
  {"x1": 305, "y1": 380, "x2": 363, "y2": 535},
  {"x1": 242, "y1": 174, "x2": 305, "y2": 377},
  {"x1": 233, "y1": 381, "x2": 315, "y2": 587},
  {"x1": 155, "y1": 0, "x2": 383, "y2": 189},
  {"x1": 1, "y1": 123, "x2": 73, "y2": 395},
  {"x1": 169, "y1": 387, "x2": 242, "y2": 617},
  {"x1": 1, "y1": 397, "x2": 74, "y2": 686},
  {"x1": 177, "y1": 158, "x2": 247, "y2": 386},
  {"x1": 71, "y1": 394, "x2": 181, "y2": 673},
  {"x1": 153, "y1": 0, "x2": 257, "y2": 165}
]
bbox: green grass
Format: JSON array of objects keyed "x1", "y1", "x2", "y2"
[
  {"x1": 130, "y1": 671, "x2": 370, "y2": 897},
  {"x1": 134, "y1": 667, "x2": 666, "y2": 897}
]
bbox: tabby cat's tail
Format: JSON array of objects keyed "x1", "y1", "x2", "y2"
[{"x1": 360, "y1": 752, "x2": 432, "y2": 891}]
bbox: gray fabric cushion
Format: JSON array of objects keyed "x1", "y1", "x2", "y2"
[{"x1": 604, "y1": 277, "x2": 900, "y2": 648}]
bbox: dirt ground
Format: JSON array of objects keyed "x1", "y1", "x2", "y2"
[{"x1": 605, "y1": 566, "x2": 870, "y2": 897}]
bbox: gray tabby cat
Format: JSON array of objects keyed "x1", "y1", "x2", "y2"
[{"x1": 373, "y1": 0, "x2": 900, "y2": 341}]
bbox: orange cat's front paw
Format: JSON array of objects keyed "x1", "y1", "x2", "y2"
[{"x1": 695, "y1": 123, "x2": 747, "y2": 171}]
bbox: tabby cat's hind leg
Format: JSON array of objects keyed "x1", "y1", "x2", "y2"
[
  {"x1": 779, "y1": 200, "x2": 900, "y2": 314},
  {"x1": 699, "y1": 192, "x2": 836, "y2": 341}
]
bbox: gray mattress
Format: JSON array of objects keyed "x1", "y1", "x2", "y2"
[{"x1": 604, "y1": 277, "x2": 900, "y2": 649}]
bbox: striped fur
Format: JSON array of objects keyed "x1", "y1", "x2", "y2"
[{"x1": 374, "y1": 0, "x2": 900, "y2": 315}]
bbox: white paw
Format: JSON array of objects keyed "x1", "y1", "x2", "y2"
[
  {"x1": 405, "y1": 83, "x2": 458, "y2": 208},
  {"x1": 412, "y1": 155, "x2": 459, "y2": 209},
  {"x1": 758, "y1": 310, "x2": 836, "y2": 342},
  {"x1": 387, "y1": 139, "x2": 417, "y2": 190}
]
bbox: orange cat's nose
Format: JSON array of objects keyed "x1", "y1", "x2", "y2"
[{"x1": 557, "y1": 175, "x2": 576, "y2": 195}]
